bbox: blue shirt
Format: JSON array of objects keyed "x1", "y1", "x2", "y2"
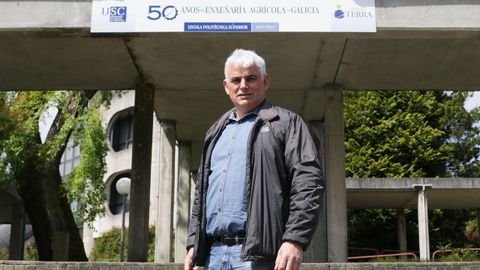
[{"x1": 206, "y1": 110, "x2": 258, "y2": 237}]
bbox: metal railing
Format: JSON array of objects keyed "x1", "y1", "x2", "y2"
[
  {"x1": 432, "y1": 247, "x2": 480, "y2": 261},
  {"x1": 348, "y1": 252, "x2": 418, "y2": 261}
]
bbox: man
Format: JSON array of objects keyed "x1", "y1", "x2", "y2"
[{"x1": 185, "y1": 49, "x2": 323, "y2": 270}]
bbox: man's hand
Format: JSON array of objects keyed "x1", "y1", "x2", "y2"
[
  {"x1": 274, "y1": 241, "x2": 303, "y2": 270},
  {"x1": 184, "y1": 248, "x2": 197, "y2": 270}
]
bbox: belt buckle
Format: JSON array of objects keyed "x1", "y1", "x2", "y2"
[
  {"x1": 224, "y1": 234, "x2": 242, "y2": 246},
  {"x1": 222, "y1": 234, "x2": 233, "y2": 246}
]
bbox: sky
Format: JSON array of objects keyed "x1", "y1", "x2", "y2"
[{"x1": 464, "y1": 91, "x2": 480, "y2": 112}]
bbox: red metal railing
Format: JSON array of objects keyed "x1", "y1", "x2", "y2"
[
  {"x1": 348, "y1": 252, "x2": 418, "y2": 261},
  {"x1": 432, "y1": 247, "x2": 480, "y2": 261},
  {"x1": 348, "y1": 247, "x2": 419, "y2": 261}
]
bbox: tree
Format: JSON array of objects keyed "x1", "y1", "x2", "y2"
[
  {"x1": 344, "y1": 90, "x2": 480, "y2": 251},
  {"x1": 0, "y1": 91, "x2": 110, "y2": 261}
]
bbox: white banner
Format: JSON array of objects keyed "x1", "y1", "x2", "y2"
[{"x1": 91, "y1": 0, "x2": 376, "y2": 33}]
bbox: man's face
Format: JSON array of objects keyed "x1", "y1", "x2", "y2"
[{"x1": 223, "y1": 64, "x2": 270, "y2": 117}]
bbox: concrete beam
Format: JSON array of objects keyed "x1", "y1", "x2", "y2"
[
  {"x1": 347, "y1": 178, "x2": 480, "y2": 209},
  {"x1": 376, "y1": 0, "x2": 480, "y2": 30},
  {"x1": 2, "y1": 1, "x2": 480, "y2": 31},
  {"x1": 0, "y1": 1, "x2": 91, "y2": 29}
]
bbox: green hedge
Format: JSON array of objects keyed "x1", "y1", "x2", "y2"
[
  {"x1": 89, "y1": 226, "x2": 155, "y2": 262},
  {"x1": 0, "y1": 243, "x2": 38, "y2": 260}
]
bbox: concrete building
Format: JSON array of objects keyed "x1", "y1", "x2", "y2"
[{"x1": 2, "y1": 0, "x2": 480, "y2": 263}]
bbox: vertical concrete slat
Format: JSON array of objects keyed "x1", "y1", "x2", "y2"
[
  {"x1": 154, "y1": 120, "x2": 176, "y2": 262},
  {"x1": 324, "y1": 84, "x2": 348, "y2": 262},
  {"x1": 174, "y1": 141, "x2": 192, "y2": 262},
  {"x1": 305, "y1": 121, "x2": 327, "y2": 262},
  {"x1": 9, "y1": 203, "x2": 25, "y2": 260},
  {"x1": 397, "y1": 208, "x2": 408, "y2": 251},
  {"x1": 417, "y1": 186, "x2": 431, "y2": 261},
  {"x1": 128, "y1": 82, "x2": 155, "y2": 262}
]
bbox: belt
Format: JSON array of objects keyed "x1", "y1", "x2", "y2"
[{"x1": 209, "y1": 233, "x2": 246, "y2": 246}]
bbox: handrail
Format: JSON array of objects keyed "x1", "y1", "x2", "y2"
[
  {"x1": 348, "y1": 252, "x2": 418, "y2": 261},
  {"x1": 381, "y1": 249, "x2": 419, "y2": 255},
  {"x1": 432, "y1": 247, "x2": 480, "y2": 261}
]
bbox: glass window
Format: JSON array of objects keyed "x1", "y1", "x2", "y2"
[
  {"x1": 59, "y1": 139, "x2": 81, "y2": 181},
  {"x1": 109, "y1": 109, "x2": 134, "y2": 152}
]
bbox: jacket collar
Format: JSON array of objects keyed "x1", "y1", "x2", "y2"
[
  {"x1": 206, "y1": 100, "x2": 278, "y2": 139},
  {"x1": 257, "y1": 100, "x2": 278, "y2": 122}
]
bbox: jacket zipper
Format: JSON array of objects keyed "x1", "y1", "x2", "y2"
[{"x1": 241, "y1": 119, "x2": 264, "y2": 258}]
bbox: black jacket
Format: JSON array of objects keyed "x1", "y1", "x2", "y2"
[{"x1": 187, "y1": 100, "x2": 323, "y2": 265}]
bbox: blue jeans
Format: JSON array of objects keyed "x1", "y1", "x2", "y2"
[{"x1": 205, "y1": 243, "x2": 274, "y2": 270}]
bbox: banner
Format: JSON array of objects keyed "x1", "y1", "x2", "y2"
[{"x1": 91, "y1": 0, "x2": 376, "y2": 33}]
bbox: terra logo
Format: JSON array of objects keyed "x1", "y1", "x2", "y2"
[
  {"x1": 334, "y1": 5, "x2": 344, "y2": 19},
  {"x1": 102, "y1": 6, "x2": 127, "y2": 22}
]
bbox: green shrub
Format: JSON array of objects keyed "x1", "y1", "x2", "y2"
[
  {"x1": 24, "y1": 242, "x2": 38, "y2": 261},
  {"x1": 89, "y1": 226, "x2": 155, "y2": 262},
  {"x1": 0, "y1": 248, "x2": 8, "y2": 260},
  {"x1": 435, "y1": 248, "x2": 480, "y2": 262},
  {"x1": 0, "y1": 242, "x2": 38, "y2": 261}
]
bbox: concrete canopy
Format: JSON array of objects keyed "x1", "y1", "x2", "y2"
[
  {"x1": 2, "y1": 1, "x2": 480, "y2": 144},
  {"x1": 347, "y1": 178, "x2": 480, "y2": 209}
]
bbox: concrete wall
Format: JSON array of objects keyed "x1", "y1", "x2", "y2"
[
  {"x1": 82, "y1": 90, "x2": 163, "y2": 256},
  {"x1": 3, "y1": 261, "x2": 480, "y2": 270}
]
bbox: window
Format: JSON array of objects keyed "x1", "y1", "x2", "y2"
[
  {"x1": 109, "y1": 109, "x2": 134, "y2": 152},
  {"x1": 59, "y1": 139, "x2": 81, "y2": 181},
  {"x1": 109, "y1": 173, "x2": 131, "y2": 215}
]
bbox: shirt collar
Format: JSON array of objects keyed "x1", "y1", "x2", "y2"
[{"x1": 229, "y1": 107, "x2": 261, "y2": 122}]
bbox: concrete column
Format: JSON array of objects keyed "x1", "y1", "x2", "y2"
[
  {"x1": 413, "y1": 184, "x2": 432, "y2": 261},
  {"x1": 128, "y1": 81, "x2": 155, "y2": 262},
  {"x1": 154, "y1": 120, "x2": 176, "y2": 262},
  {"x1": 82, "y1": 224, "x2": 94, "y2": 257},
  {"x1": 324, "y1": 84, "x2": 347, "y2": 262},
  {"x1": 304, "y1": 121, "x2": 327, "y2": 262},
  {"x1": 396, "y1": 208, "x2": 408, "y2": 251},
  {"x1": 9, "y1": 202, "x2": 25, "y2": 260},
  {"x1": 174, "y1": 141, "x2": 192, "y2": 262},
  {"x1": 190, "y1": 171, "x2": 197, "y2": 206},
  {"x1": 52, "y1": 231, "x2": 69, "y2": 261}
]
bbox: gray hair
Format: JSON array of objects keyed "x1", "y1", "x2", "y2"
[{"x1": 224, "y1": 49, "x2": 267, "y2": 79}]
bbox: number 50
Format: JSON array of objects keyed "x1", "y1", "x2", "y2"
[{"x1": 147, "y1": 5, "x2": 178, "y2": 20}]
